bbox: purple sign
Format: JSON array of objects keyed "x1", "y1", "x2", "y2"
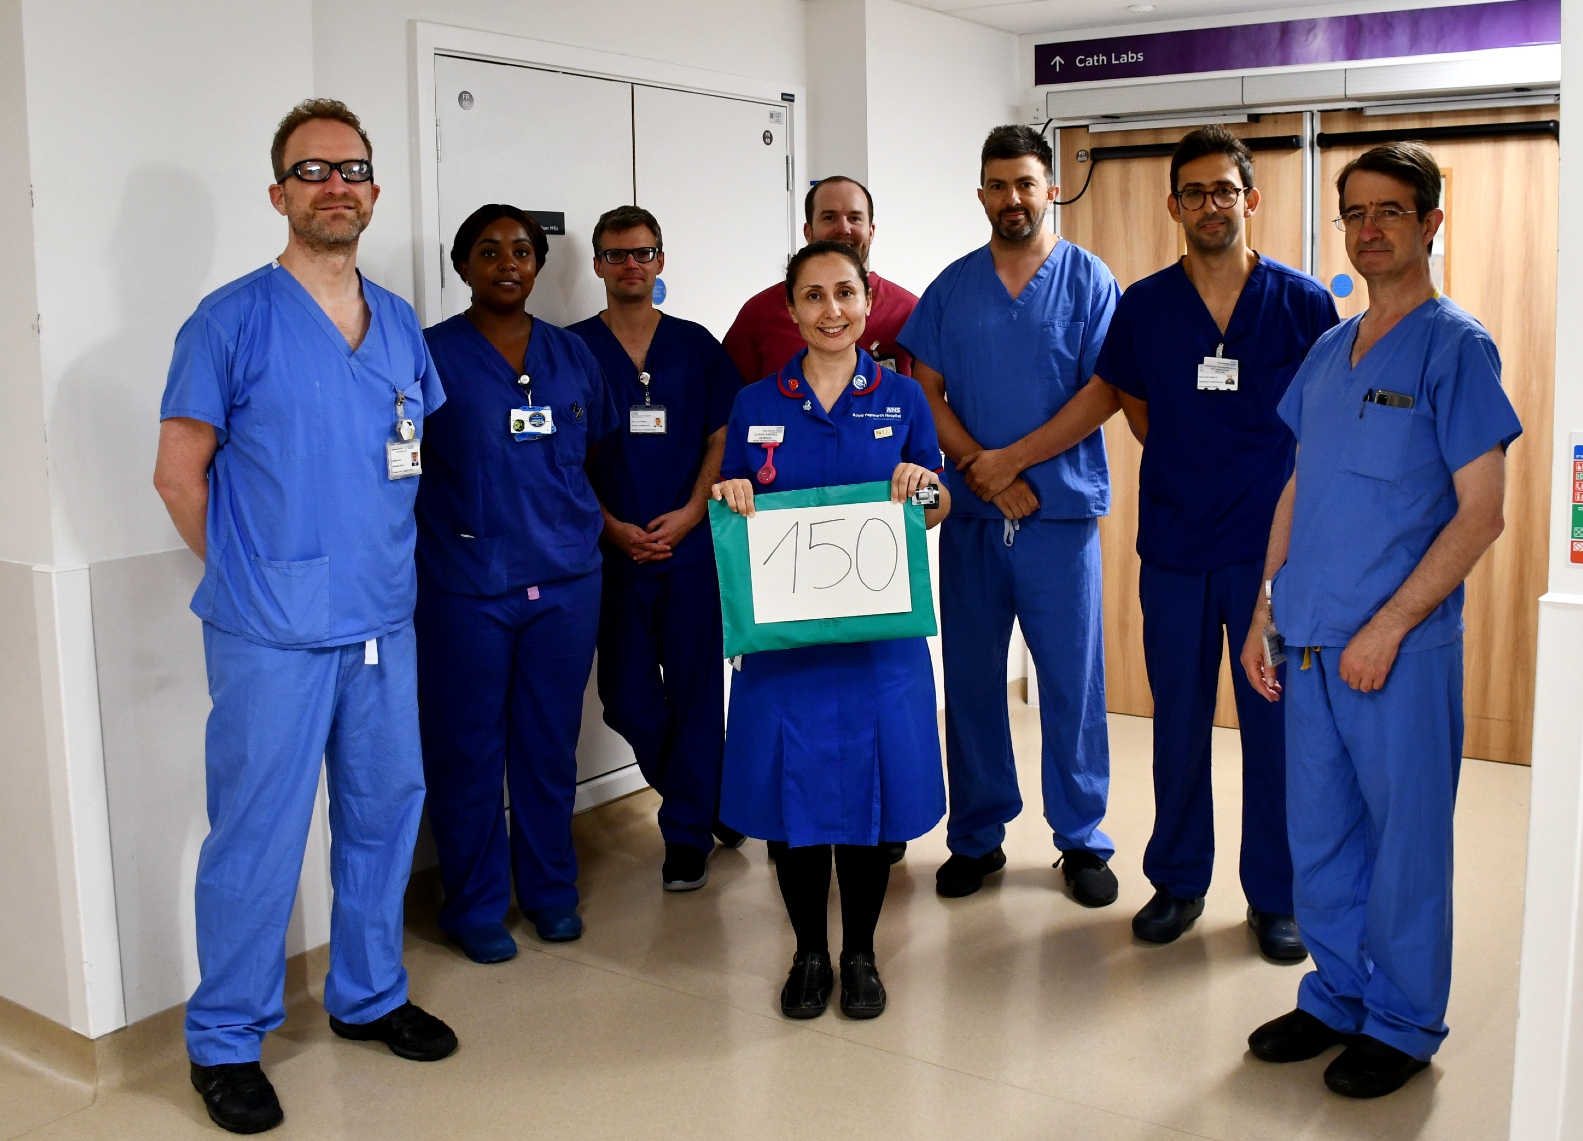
[{"x1": 1035, "y1": 0, "x2": 1558, "y2": 86}]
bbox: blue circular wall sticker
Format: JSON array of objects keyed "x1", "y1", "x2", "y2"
[
  {"x1": 1330, "y1": 273, "x2": 1354, "y2": 298},
  {"x1": 652, "y1": 278, "x2": 667, "y2": 305}
]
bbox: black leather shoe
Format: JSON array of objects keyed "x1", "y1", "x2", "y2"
[
  {"x1": 1324, "y1": 1035, "x2": 1429, "y2": 1098},
  {"x1": 1248, "y1": 907, "x2": 1309, "y2": 962},
  {"x1": 1249, "y1": 1009, "x2": 1355, "y2": 1063},
  {"x1": 767, "y1": 839, "x2": 788, "y2": 862},
  {"x1": 712, "y1": 820, "x2": 746, "y2": 849},
  {"x1": 839, "y1": 951, "x2": 887, "y2": 1019},
  {"x1": 884, "y1": 841, "x2": 907, "y2": 864},
  {"x1": 1132, "y1": 887, "x2": 1204, "y2": 943},
  {"x1": 329, "y1": 1001, "x2": 458, "y2": 1061},
  {"x1": 1056, "y1": 850, "x2": 1119, "y2": 907},
  {"x1": 190, "y1": 1061, "x2": 283, "y2": 1134},
  {"x1": 935, "y1": 847, "x2": 1007, "y2": 897},
  {"x1": 780, "y1": 951, "x2": 834, "y2": 1019},
  {"x1": 662, "y1": 842, "x2": 710, "y2": 891}
]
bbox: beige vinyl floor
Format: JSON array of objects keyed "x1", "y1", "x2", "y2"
[{"x1": 2, "y1": 705, "x2": 1530, "y2": 1140}]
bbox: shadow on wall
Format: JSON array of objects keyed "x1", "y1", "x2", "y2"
[{"x1": 50, "y1": 163, "x2": 217, "y2": 564}]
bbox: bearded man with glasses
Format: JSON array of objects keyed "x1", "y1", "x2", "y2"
[
  {"x1": 1093, "y1": 125, "x2": 1338, "y2": 958},
  {"x1": 569, "y1": 206, "x2": 743, "y2": 892},
  {"x1": 154, "y1": 99, "x2": 457, "y2": 1135},
  {"x1": 1240, "y1": 141, "x2": 1520, "y2": 1098}
]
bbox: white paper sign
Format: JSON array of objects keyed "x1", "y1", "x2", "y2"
[{"x1": 745, "y1": 501, "x2": 913, "y2": 623}]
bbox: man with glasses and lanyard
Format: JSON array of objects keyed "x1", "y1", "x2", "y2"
[
  {"x1": 154, "y1": 100, "x2": 456, "y2": 1134},
  {"x1": 570, "y1": 206, "x2": 742, "y2": 891},
  {"x1": 1240, "y1": 142, "x2": 1518, "y2": 1098},
  {"x1": 1094, "y1": 126, "x2": 1337, "y2": 957}
]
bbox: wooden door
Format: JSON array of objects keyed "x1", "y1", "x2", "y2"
[
  {"x1": 1058, "y1": 115, "x2": 1308, "y2": 728},
  {"x1": 1317, "y1": 106, "x2": 1558, "y2": 765}
]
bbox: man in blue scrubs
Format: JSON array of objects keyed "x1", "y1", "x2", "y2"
[
  {"x1": 1095, "y1": 126, "x2": 1337, "y2": 956},
  {"x1": 569, "y1": 206, "x2": 740, "y2": 892},
  {"x1": 154, "y1": 100, "x2": 456, "y2": 1135},
  {"x1": 901, "y1": 126, "x2": 1123, "y2": 904},
  {"x1": 1241, "y1": 143, "x2": 1519, "y2": 1099}
]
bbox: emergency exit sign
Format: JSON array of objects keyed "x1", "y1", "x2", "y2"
[{"x1": 1571, "y1": 432, "x2": 1583, "y2": 564}]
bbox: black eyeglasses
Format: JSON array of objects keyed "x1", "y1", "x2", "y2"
[
  {"x1": 1174, "y1": 186, "x2": 1249, "y2": 210},
  {"x1": 279, "y1": 159, "x2": 373, "y2": 184},
  {"x1": 597, "y1": 246, "x2": 660, "y2": 265}
]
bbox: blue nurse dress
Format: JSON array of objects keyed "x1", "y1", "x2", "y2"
[{"x1": 718, "y1": 349, "x2": 946, "y2": 848}]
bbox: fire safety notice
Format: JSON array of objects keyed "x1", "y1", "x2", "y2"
[{"x1": 1571, "y1": 432, "x2": 1583, "y2": 564}]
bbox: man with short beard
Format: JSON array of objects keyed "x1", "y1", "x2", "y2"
[
  {"x1": 901, "y1": 126, "x2": 1123, "y2": 906},
  {"x1": 154, "y1": 100, "x2": 456, "y2": 1135},
  {"x1": 1095, "y1": 126, "x2": 1337, "y2": 957}
]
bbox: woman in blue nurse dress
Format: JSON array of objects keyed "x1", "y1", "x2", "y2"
[{"x1": 712, "y1": 240, "x2": 951, "y2": 1021}]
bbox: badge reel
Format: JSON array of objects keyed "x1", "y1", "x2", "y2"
[
  {"x1": 1196, "y1": 342, "x2": 1240, "y2": 392},
  {"x1": 629, "y1": 370, "x2": 667, "y2": 435},
  {"x1": 1260, "y1": 579, "x2": 1287, "y2": 669},
  {"x1": 386, "y1": 390, "x2": 422, "y2": 480},
  {"x1": 510, "y1": 373, "x2": 555, "y2": 442},
  {"x1": 747, "y1": 425, "x2": 784, "y2": 485}
]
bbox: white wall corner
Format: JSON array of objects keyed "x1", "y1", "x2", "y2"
[{"x1": 31, "y1": 564, "x2": 125, "y2": 1037}]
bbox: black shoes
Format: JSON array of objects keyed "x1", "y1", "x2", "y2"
[
  {"x1": 329, "y1": 1001, "x2": 458, "y2": 1061},
  {"x1": 1248, "y1": 1008, "x2": 1355, "y2": 1063},
  {"x1": 1132, "y1": 887, "x2": 1204, "y2": 943},
  {"x1": 191, "y1": 1061, "x2": 283, "y2": 1134},
  {"x1": 1056, "y1": 850, "x2": 1119, "y2": 907},
  {"x1": 839, "y1": 951, "x2": 887, "y2": 1019},
  {"x1": 935, "y1": 847, "x2": 1007, "y2": 897},
  {"x1": 884, "y1": 841, "x2": 907, "y2": 864},
  {"x1": 662, "y1": 842, "x2": 710, "y2": 891},
  {"x1": 712, "y1": 820, "x2": 746, "y2": 849},
  {"x1": 1248, "y1": 907, "x2": 1309, "y2": 962},
  {"x1": 1324, "y1": 1035, "x2": 1430, "y2": 1098},
  {"x1": 780, "y1": 951, "x2": 834, "y2": 1018}
]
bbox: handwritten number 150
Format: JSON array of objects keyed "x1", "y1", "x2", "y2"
[{"x1": 760, "y1": 515, "x2": 900, "y2": 592}]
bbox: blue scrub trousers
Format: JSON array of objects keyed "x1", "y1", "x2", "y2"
[
  {"x1": 940, "y1": 517, "x2": 1112, "y2": 858},
  {"x1": 1138, "y1": 560, "x2": 1292, "y2": 911},
  {"x1": 186, "y1": 623, "x2": 424, "y2": 1066},
  {"x1": 415, "y1": 570, "x2": 601, "y2": 932},
  {"x1": 1286, "y1": 640, "x2": 1463, "y2": 1061},
  {"x1": 597, "y1": 557, "x2": 724, "y2": 853}
]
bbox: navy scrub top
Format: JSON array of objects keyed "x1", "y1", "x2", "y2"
[
  {"x1": 160, "y1": 263, "x2": 444, "y2": 648},
  {"x1": 1096, "y1": 256, "x2": 1339, "y2": 572},
  {"x1": 568, "y1": 312, "x2": 739, "y2": 570},
  {"x1": 417, "y1": 314, "x2": 619, "y2": 596},
  {"x1": 898, "y1": 240, "x2": 1119, "y2": 520},
  {"x1": 1273, "y1": 296, "x2": 1521, "y2": 650},
  {"x1": 717, "y1": 349, "x2": 947, "y2": 847}
]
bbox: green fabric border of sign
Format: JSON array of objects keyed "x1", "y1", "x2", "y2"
[{"x1": 709, "y1": 480, "x2": 937, "y2": 658}]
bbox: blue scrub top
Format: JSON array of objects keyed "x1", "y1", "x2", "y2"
[
  {"x1": 1273, "y1": 296, "x2": 1521, "y2": 650},
  {"x1": 720, "y1": 349, "x2": 944, "y2": 488},
  {"x1": 416, "y1": 314, "x2": 619, "y2": 596},
  {"x1": 160, "y1": 263, "x2": 444, "y2": 649},
  {"x1": 898, "y1": 241, "x2": 1119, "y2": 520},
  {"x1": 1096, "y1": 257, "x2": 1339, "y2": 572},
  {"x1": 718, "y1": 348, "x2": 946, "y2": 846},
  {"x1": 568, "y1": 312, "x2": 739, "y2": 570}
]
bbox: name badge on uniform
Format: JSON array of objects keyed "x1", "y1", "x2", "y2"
[
  {"x1": 630, "y1": 406, "x2": 667, "y2": 434},
  {"x1": 874, "y1": 426, "x2": 894, "y2": 439},
  {"x1": 511, "y1": 406, "x2": 555, "y2": 441},
  {"x1": 386, "y1": 438, "x2": 422, "y2": 479},
  {"x1": 747, "y1": 425, "x2": 785, "y2": 445},
  {"x1": 1197, "y1": 343, "x2": 1239, "y2": 391}
]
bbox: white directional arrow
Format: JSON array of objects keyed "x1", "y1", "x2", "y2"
[{"x1": 1052, "y1": 55, "x2": 1065, "y2": 71}]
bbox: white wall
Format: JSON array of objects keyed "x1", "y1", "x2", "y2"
[{"x1": 805, "y1": 0, "x2": 869, "y2": 184}]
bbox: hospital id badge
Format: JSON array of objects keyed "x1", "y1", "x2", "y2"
[
  {"x1": 386, "y1": 437, "x2": 422, "y2": 479},
  {"x1": 1261, "y1": 623, "x2": 1288, "y2": 668},
  {"x1": 747, "y1": 425, "x2": 785, "y2": 445},
  {"x1": 511, "y1": 406, "x2": 555, "y2": 441},
  {"x1": 1197, "y1": 356, "x2": 1239, "y2": 391},
  {"x1": 630, "y1": 405, "x2": 668, "y2": 435}
]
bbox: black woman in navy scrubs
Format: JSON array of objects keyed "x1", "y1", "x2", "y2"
[
  {"x1": 712, "y1": 241, "x2": 951, "y2": 1020},
  {"x1": 415, "y1": 204, "x2": 619, "y2": 960}
]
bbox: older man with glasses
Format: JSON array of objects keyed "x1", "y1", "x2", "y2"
[
  {"x1": 1241, "y1": 142, "x2": 1519, "y2": 1099},
  {"x1": 154, "y1": 99, "x2": 456, "y2": 1135}
]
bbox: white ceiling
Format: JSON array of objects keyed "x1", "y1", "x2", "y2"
[{"x1": 892, "y1": 0, "x2": 1485, "y2": 37}]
